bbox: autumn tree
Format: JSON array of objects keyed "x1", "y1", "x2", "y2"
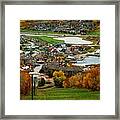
[
  {"x1": 82, "y1": 66, "x2": 100, "y2": 90},
  {"x1": 63, "y1": 73, "x2": 83, "y2": 88},
  {"x1": 53, "y1": 70, "x2": 66, "y2": 88},
  {"x1": 63, "y1": 66, "x2": 100, "y2": 91},
  {"x1": 20, "y1": 70, "x2": 31, "y2": 95}
]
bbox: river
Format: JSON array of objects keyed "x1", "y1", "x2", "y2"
[{"x1": 73, "y1": 56, "x2": 100, "y2": 66}]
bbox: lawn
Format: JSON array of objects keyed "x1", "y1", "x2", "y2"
[
  {"x1": 20, "y1": 28, "x2": 70, "y2": 35},
  {"x1": 21, "y1": 88, "x2": 100, "y2": 100},
  {"x1": 87, "y1": 31, "x2": 100, "y2": 36},
  {"x1": 30, "y1": 35, "x2": 64, "y2": 44}
]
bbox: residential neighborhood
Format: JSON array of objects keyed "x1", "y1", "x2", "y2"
[{"x1": 20, "y1": 20, "x2": 100, "y2": 100}]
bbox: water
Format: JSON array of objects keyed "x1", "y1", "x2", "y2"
[
  {"x1": 55, "y1": 37, "x2": 92, "y2": 45},
  {"x1": 73, "y1": 56, "x2": 100, "y2": 66}
]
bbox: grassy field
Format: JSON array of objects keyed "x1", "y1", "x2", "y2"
[
  {"x1": 21, "y1": 29, "x2": 69, "y2": 35},
  {"x1": 21, "y1": 88, "x2": 100, "y2": 100},
  {"x1": 30, "y1": 35, "x2": 64, "y2": 44},
  {"x1": 87, "y1": 31, "x2": 100, "y2": 36},
  {"x1": 21, "y1": 29, "x2": 100, "y2": 36}
]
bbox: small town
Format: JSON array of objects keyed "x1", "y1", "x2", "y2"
[{"x1": 20, "y1": 20, "x2": 100, "y2": 100}]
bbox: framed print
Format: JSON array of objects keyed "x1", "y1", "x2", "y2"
[{"x1": 0, "y1": 0, "x2": 119, "y2": 119}]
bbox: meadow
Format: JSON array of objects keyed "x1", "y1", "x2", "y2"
[
  {"x1": 30, "y1": 35, "x2": 64, "y2": 44},
  {"x1": 21, "y1": 88, "x2": 100, "y2": 100}
]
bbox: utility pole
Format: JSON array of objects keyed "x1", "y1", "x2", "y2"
[{"x1": 29, "y1": 72, "x2": 39, "y2": 100}]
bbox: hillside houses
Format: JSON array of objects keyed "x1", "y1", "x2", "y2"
[
  {"x1": 20, "y1": 20, "x2": 100, "y2": 35},
  {"x1": 20, "y1": 20, "x2": 100, "y2": 82}
]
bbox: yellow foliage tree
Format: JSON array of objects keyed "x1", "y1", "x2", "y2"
[{"x1": 53, "y1": 70, "x2": 66, "y2": 88}]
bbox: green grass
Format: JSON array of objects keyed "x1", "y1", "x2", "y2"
[
  {"x1": 21, "y1": 88, "x2": 100, "y2": 100},
  {"x1": 21, "y1": 29, "x2": 100, "y2": 36},
  {"x1": 87, "y1": 31, "x2": 100, "y2": 36},
  {"x1": 30, "y1": 35, "x2": 64, "y2": 44},
  {"x1": 20, "y1": 29, "x2": 69, "y2": 35},
  {"x1": 20, "y1": 28, "x2": 39, "y2": 33}
]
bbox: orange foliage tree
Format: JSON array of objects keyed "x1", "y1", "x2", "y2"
[
  {"x1": 63, "y1": 73, "x2": 83, "y2": 88},
  {"x1": 20, "y1": 70, "x2": 31, "y2": 95},
  {"x1": 63, "y1": 66, "x2": 100, "y2": 91},
  {"x1": 83, "y1": 66, "x2": 100, "y2": 90}
]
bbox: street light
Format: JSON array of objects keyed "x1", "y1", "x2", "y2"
[{"x1": 29, "y1": 72, "x2": 40, "y2": 100}]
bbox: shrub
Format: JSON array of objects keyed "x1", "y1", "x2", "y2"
[
  {"x1": 38, "y1": 78, "x2": 45, "y2": 87},
  {"x1": 54, "y1": 77, "x2": 64, "y2": 88},
  {"x1": 48, "y1": 69, "x2": 54, "y2": 78}
]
